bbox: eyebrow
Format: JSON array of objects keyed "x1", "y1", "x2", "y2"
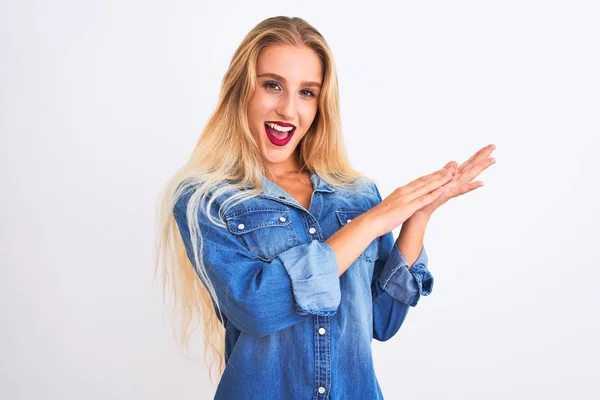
[{"x1": 257, "y1": 72, "x2": 322, "y2": 88}]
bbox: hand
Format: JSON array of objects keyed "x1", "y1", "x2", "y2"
[
  {"x1": 415, "y1": 144, "x2": 497, "y2": 218},
  {"x1": 367, "y1": 168, "x2": 454, "y2": 237}
]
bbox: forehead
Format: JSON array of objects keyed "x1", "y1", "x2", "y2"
[{"x1": 256, "y1": 45, "x2": 322, "y2": 83}]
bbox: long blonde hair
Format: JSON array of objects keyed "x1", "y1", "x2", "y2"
[{"x1": 154, "y1": 16, "x2": 367, "y2": 384}]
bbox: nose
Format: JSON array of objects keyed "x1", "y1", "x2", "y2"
[{"x1": 276, "y1": 92, "x2": 295, "y2": 121}]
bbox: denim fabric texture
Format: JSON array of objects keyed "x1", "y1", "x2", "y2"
[{"x1": 173, "y1": 171, "x2": 433, "y2": 400}]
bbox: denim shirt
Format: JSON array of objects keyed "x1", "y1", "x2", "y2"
[{"x1": 173, "y1": 171, "x2": 433, "y2": 400}]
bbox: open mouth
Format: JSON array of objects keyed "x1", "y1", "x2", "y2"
[{"x1": 264, "y1": 121, "x2": 296, "y2": 146}]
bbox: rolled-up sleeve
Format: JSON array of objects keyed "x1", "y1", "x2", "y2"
[
  {"x1": 173, "y1": 189, "x2": 341, "y2": 338},
  {"x1": 277, "y1": 241, "x2": 341, "y2": 316},
  {"x1": 377, "y1": 243, "x2": 433, "y2": 307}
]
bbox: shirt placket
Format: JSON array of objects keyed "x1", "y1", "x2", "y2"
[
  {"x1": 304, "y1": 212, "x2": 332, "y2": 399},
  {"x1": 260, "y1": 180, "x2": 334, "y2": 398},
  {"x1": 314, "y1": 314, "x2": 332, "y2": 399}
]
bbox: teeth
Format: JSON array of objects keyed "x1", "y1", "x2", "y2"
[{"x1": 266, "y1": 122, "x2": 294, "y2": 132}]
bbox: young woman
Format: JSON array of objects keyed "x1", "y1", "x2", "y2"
[{"x1": 155, "y1": 16, "x2": 496, "y2": 399}]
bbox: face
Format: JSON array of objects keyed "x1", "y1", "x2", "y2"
[{"x1": 247, "y1": 45, "x2": 323, "y2": 172}]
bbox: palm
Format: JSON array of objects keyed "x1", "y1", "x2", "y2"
[{"x1": 418, "y1": 144, "x2": 496, "y2": 216}]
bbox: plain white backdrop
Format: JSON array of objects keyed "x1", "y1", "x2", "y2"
[{"x1": 1, "y1": 0, "x2": 599, "y2": 399}]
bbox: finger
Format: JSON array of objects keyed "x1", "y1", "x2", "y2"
[
  {"x1": 459, "y1": 156, "x2": 496, "y2": 184},
  {"x1": 458, "y1": 144, "x2": 496, "y2": 173},
  {"x1": 455, "y1": 180, "x2": 484, "y2": 197},
  {"x1": 442, "y1": 161, "x2": 458, "y2": 171},
  {"x1": 405, "y1": 168, "x2": 453, "y2": 201},
  {"x1": 458, "y1": 145, "x2": 490, "y2": 172},
  {"x1": 416, "y1": 161, "x2": 459, "y2": 186},
  {"x1": 406, "y1": 185, "x2": 445, "y2": 214},
  {"x1": 457, "y1": 149, "x2": 484, "y2": 173},
  {"x1": 413, "y1": 161, "x2": 458, "y2": 192},
  {"x1": 401, "y1": 168, "x2": 448, "y2": 192}
]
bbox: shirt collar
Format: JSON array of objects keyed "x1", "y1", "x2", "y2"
[{"x1": 259, "y1": 170, "x2": 336, "y2": 199}]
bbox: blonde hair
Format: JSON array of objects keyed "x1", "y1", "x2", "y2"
[{"x1": 154, "y1": 16, "x2": 368, "y2": 384}]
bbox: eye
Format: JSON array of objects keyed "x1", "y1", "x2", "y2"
[
  {"x1": 264, "y1": 81, "x2": 281, "y2": 92},
  {"x1": 300, "y1": 89, "x2": 316, "y2": 99}
]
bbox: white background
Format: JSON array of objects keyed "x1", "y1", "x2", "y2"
[{"x1": 1, "y1": 1, "x2": 598, "y2": 399}]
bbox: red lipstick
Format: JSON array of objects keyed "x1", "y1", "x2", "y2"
[{"x1": 264, "y1": 122, "x2": 296, "y2": 147}]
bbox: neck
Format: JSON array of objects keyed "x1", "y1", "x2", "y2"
[{"x1": 264, "y1": 153, "x2": 307, "y2": 180}]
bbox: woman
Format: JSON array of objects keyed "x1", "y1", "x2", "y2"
[{"x1": 155, "y1": 16, "x2": 496, "y2": 399}]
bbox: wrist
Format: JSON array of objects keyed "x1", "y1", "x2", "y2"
[
  {"x1": 409, "y1": 210, "x2": 432, "y2": 224},
  {"x1": 360, "y1": 212, "x2": 385, "y2": 239}
]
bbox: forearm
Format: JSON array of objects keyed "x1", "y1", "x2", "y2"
[
  {"x1": 395, "y1": 212, "x2": 430, "y2": 268},
  {"x1": 326, "y1": 213, "x2": 378, "y2": 277}
]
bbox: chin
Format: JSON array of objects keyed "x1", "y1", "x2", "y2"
[{"x1": 262, "y1": 150, "x2": 293, "y2": 164}]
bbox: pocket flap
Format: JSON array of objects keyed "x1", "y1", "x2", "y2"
[{"x1": 226, "y1": 209, "x2": 292, "y2": 235}]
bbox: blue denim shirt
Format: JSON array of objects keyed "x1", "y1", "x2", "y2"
[{"x1": 173, "y1": 171, "x2": 433, "y2": 399}]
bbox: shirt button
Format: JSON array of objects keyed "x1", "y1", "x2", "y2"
[
  {"x1": 318, "y1": 327, "x2": 326, "y2": 335},
  {"x1": 237, "y1": 223, "x2": 245, "y2": 230},
  {"x1": 315, "y1": 192, "x2": 320, "y2": 196},
  {"x1": 347, "y1": 219, "x2": 352, "y2": 223},
  {"x1": 308, "y1": 227, "x2": 316, "y2": 234},
  {"x1": 279, "y1": 216, "x2": 286, "y2": 222},
  {"x1": 318, "y1": 387, "x2": 326, "y2": 394}
]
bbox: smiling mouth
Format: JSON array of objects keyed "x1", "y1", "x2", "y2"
[{"x1": 264, "y1": 122, "x2": 296, "y2": 146}]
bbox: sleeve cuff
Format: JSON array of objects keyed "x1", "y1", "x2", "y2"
[
  {"x1": 377, "y1": 244, "x2": 433, "y2": 307},
  {"x1": 277, "y1": 240, "x2": 341, "y2": 316}
]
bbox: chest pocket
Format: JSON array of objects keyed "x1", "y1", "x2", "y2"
[
  {"x1": 225, "y1": 208, "x2": 298, "y2": 262},
  {"x1": 335, "y1": 210, "x2": 380, "y2": 262}
]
